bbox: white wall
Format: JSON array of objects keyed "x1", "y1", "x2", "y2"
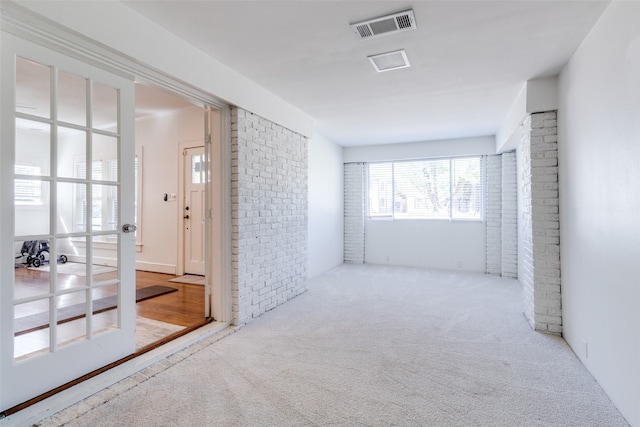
[
  {"x1": 365, "y1": 220, "x2": 485, "y2": 272},
  {"x1": 135, "y1": 107, "x2": 204, "y2": 273},
  {"x1": 346, "y1": 136, "x2": 495, "y2": 273},
  {"x1": 308, "y1": 133, "x2": 343, "y2": 278},
  {"x1": 558, "y1": 1, "x2": 640, "y2": 425}
]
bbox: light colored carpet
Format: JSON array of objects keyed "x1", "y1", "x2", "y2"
[
  {"x1": 27, "y1": 262, "x2": 116, "y2": 276},
  {"x1": 40, "y1": 264, "x2": 629, "y2": 426},
  {"x1": 169, "y1": 275, "x2": 205, "y2": 285}
]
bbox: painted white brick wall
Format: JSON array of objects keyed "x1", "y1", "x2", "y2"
[
  {"x1": 485, "y1": 153, "x2": 518, "y2": 278},
  {"x1": 519, "y1": 118, "x2": 535, "y2": 327},
  {"x1": 231, "y1": 107, "x2": 308, "y2": 326},
  {"x1": 520, "y1": 111, "x2": 561, "y2": 334},
  {"x1": 485, "y1": 155, "x2": 502, "y2": 275},
  {"x1": 344, "y1": 163, "x2": 365, "y2": 263},
  {"x1": 501, "y1": 152, "x2": 518, "y2": 278}
]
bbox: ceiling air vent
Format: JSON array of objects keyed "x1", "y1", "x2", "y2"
[
  {"x1": 351, "y1": 10, "x2": 416, "y2": 40},
  {"x1": 368, "y1": 49, "x2": 411, "y2": 73}
]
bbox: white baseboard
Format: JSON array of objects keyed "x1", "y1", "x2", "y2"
[
  {"x1": 135, "y1": 261, "x2": 176, "y2": 275},
  {"x1": 59, "y1": 257, "x2": 176, "y2": 275}
]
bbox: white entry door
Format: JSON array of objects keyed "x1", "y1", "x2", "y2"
[
  {"x1": 183, "y1": 146, "x2": 206, "y2": 276},
  {"x1": 0, "y1": 34, "x2": 136, "y2": 410}
]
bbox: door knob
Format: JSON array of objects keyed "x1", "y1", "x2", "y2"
[{"x1": 122, "y1": 224, "x2": 137, "y2": 233}]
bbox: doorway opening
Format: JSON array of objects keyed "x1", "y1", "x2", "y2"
[
  {"x1": 130, "y1": 82, "x2": 216, "y2": 348},
  {"x1": 11, "y1": 82, "x2": 219, "y2": 359}
]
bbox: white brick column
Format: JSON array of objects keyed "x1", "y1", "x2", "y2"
[
  {"x1": 344, "y1": 163, "x2": 365, "y2": 263},
  {"x1": 231, "y1": 108, "x2": 308, "y2": 326},
  {"x1": 520, "y1": 111, "x2": 561, "y2": 334},
  {"x1": 485, "y1": 155, "x2": 502, "y2": 274},
  {"x1": 501, "y1": 152, "x2": 518, "y2": 278},
  {"x1": 485, "y1": 153, "x2": 517, "y2": 278}
]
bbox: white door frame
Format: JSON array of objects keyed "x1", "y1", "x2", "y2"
[{"x1": 206, "y1": 107, "x2": 230, "y2": 322}]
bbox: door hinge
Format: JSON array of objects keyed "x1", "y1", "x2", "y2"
[
  {"x1": 206, "y1": 208, "x2": 212, "y2": 219},
  {"x1": 206, "y1": 135, "x2": 212, "y2": 145}
]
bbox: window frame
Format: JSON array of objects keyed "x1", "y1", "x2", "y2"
[
  {"x1": 14, "y1": 163, "x2": 45, "y2": 206},
  {"x1": 366, "y1": 155, "x2": 484, "y2": 222}
]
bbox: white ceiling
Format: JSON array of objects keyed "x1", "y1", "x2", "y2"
[{"x1": 124, "y1": 0, "x2": 610, "y2": 147}]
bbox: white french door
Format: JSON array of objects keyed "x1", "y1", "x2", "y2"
[{"x1": 0, "y1": 34, "x2": 136, "y2": 410}]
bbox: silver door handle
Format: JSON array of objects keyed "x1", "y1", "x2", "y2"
[{"x1": 122, "y1": 224, "x2": 137, "y2": 233}]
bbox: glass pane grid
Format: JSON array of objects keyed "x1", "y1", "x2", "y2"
[{"x1": 12, "y1": 57, "x2": 123, "y2": 362}]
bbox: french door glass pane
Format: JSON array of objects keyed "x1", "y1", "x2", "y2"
[
  {"x1": 56, "y1": 237, "x2": 88, "y2": 290},
  {"x1": 91, "y1": 184, "x2": 118, "y2": 232},
  {"x1": 57, "y1": 127, "x2": 86, "y2": 179},
  {"x1": 14, "y1": 239, "x2": 51, "y2": 299},
  {"x1": 14, "y1": 299, "x2": 51, "y2": 360},
  {"x1": 58, "y1": 70, "x2": 87, "y2": 126},
  {"x1": 15, "y1": 119, "x2": 51, "y2": 178},
  {"x1": 58, "y1": 182, "x2": 86, "y2": 233},
  {"x1": 92, "y1": 134, "x2": 118, "y2": 181},
  {"x1": 15, "y1": 57, "x2": 51, "y2": 119},
  {"x1": 93, "y1": 82, "x2": 118, "y2": 129},
  {"x1": 92, "y1": 284, "x2": 118, "y2": 335},
  {"x1": 91, "y1": 235, "x2": 119, "y2": 282},
  {"x1": 56, "y1": 291, "x2": 87, "y2": 348},
  {"x1": 14, "y1": 180, "x2": 50, "y2": 236}
]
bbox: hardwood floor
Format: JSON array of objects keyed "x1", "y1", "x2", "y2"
[
  {"x1": 12, "y1": 265, "x2": 205, "y2": 360},
  {"x1": 135, "y1": 271, "x2": 204, "y2": 326}
]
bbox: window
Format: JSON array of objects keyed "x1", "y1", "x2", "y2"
[
  {"x1": 367, "y1": 156, "x2": 483, "y2": 220},
  {"x1": 14, "y1": 164, "x2": 43, "y2": 205},
  {"x1": 71, "y1": 151, "x2": 141, "y2": 244},
  {"x1": 368, "y1": 162, "x2": 393, "y2": 217},
  {"x1": 73, "y1": 158, "x2": 118, "y2": 232}
]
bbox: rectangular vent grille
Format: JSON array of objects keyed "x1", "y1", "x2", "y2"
[
  {"x1": 351, "y1": 10, "x2": 416, "y2": 40},
  {"x1": 396, "y1": 14, "x2": 413, "y2": 29},
  {"x1": 356, "y1": 24, "x2": 373, "y2": 39}
]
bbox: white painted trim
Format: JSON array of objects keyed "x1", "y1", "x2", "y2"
[
  {"x1": 134, "y1": 261, "x2": 176, "y2": 275},
  {"x1": 211, "y1": 107, "x2": 233, "y2": 324}
]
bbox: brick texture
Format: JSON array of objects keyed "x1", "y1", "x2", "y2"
[
  {"x1": 231, "y1": 108, "x2": 308, "y2": 326},
  {"x1": 501, "y1": 152, "x2": 518, "y2": 278},
  {"x1": 344, "y1": 163, "x2": 365, "y2": 263},
  {"x1": 485, "y1": 155, "x2": 502, "y2": 275},
  {"x1": 485, "y1": 153, "x2": 517, "y2": 278},
  {"x1": 520, "y1": 111, "x2": 561, "y2": 335}
]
